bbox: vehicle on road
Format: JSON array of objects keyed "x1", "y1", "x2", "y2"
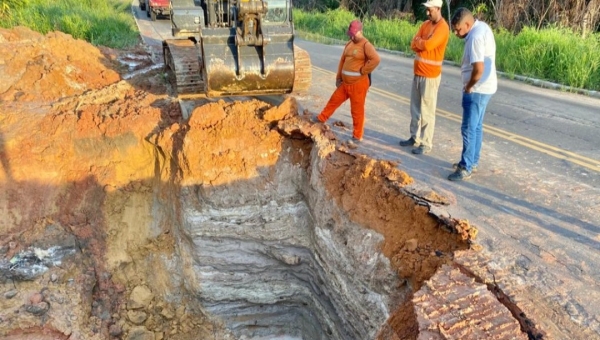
[
  {"x1": 163, "y1": 0, "x2": 311, "y2": 97},
  {"x1": 147, "y1": 0, "x2": 170, "y2": 21}
]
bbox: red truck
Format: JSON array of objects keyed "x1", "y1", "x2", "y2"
[{"x1": 139, "y1": 0, "x2": 170, "y2": 21}]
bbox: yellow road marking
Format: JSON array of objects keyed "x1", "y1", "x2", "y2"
[{"x1": 312, "y1": 66, "x2": 600, "y2": 172}]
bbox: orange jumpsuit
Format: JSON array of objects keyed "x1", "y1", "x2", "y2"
[{"x1": 317, "y1": 38, "x2": 380, "y2": 140}]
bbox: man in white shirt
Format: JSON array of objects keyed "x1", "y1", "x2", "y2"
[{"x1": 448, "y1": 7, "x2": 497, "y2": 181}]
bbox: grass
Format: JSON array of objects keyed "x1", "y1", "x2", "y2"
[
  {"x1": 294, "y1": 8, "x2": 600, "y2": 91},
  {"x1": 0, "y1": 0, "x2": 139, "y2": 49},
  {"x1": 495, "y1": 26, "x2": 600, "y2": 91}
]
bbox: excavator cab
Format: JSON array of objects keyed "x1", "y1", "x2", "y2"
[{"x1": 164, "y1": 0, "x2": 311, "y2": 97}]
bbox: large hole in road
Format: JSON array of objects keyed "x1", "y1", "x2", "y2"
[
  {"x1": 164, "y1": 98, "x2": 473, "y2": 340},
  {"x1": 0, "y1": 91, "x2": 527, "y2": 340},
  {"x1": 0, "y1": 31, "x2": 544, "y2": 340}
]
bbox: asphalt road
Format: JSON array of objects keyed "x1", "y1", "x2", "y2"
[{"x1": 131, "y1": 3, "x2": 600, "y2": 337}]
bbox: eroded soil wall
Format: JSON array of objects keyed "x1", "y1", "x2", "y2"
[{"x1": 0, "y1": 27, "x2": 533, "y2": 340}]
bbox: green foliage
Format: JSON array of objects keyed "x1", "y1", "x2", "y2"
[
  {"x1": 496, "y1": 26, "x2": 600, "y2": 90},
  {"x1": 0, "y1": 0, "x2": 139, "y2": 48},
  {"x1": 444, "y1": 34, "x2": 465, "y2": 64},
  {"x1": 293, "y1": 8, "x2": 356, "y2": 40},
  {"x1": 0, "y1": 0, "x2": 28, "y2": 17},
  {"x1": 368, "y1": 17, "x2": 419, "y2": 54},
  {"x1": 294, "y1": 9, "x2": 600, "y2": 91},
  {"x1": 472, "y1": 3, "x2": 490, "y2": 20},
  {"x1": 294, "y1": 8, "x2": 418, "y2": 54},
  {"x1": 412, "y1": 0, "x2": 428, "y2": 22}
]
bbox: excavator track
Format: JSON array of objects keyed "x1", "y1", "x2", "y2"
[
  {"x1": 163, "y1": 39, "x2": 204, "y2": 95},
  {"x1": 293, "y1": 46, "x2": 312, "y2": 93}
]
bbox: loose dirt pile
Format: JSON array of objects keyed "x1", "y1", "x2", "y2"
[
  {"x1": 0, "y1": 27, "x2": 538, "y2": 340},
  {"x1": 0, "y1": 26, "x2": 230, "y2": 340},
  {"x1": 0, "y1": 26, "x2": 120, "y2": 103}
]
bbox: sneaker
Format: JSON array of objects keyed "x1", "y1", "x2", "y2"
[
  {"x1": 448, "y1": 168, "x2": 472, "y2": 181},
  {"x1": 452, "y1": 163, "x2": 478, "y2": 173},
  {"x1": 311, "y1": 116, "x2": 322, "y2": 123},
  {"x1": 344, "y1": 137, "x2": 362, "y2": 148},
  {"x1": 399, "y1": 137, "x2": 418, "y2": 147},
  {"x1": 412, "y1": 145, "x2": 431, "y2": 154}
]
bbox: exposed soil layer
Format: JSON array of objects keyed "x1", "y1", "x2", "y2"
[{"x1": 0, "y1": 27, "x2": 534, "y2": 339}]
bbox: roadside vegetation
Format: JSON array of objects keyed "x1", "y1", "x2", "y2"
[
  {"x1": 294, "y1": 8, "x2": 600, "y2": 91},
  {"x1": 0, "y1": 0, "x2": 139, "y2": 48}
]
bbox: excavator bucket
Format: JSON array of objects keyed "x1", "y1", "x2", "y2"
[
  {"x1": 201, "y1": 27, "x2": 295, "y2": 97},
  {"x1": 163, "y1": 0, "x2": 311, "y2": 98}
]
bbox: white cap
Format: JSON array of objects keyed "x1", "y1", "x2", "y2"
[{"x1": 423, "y1": 0, "x2": 443, "y2": 8}]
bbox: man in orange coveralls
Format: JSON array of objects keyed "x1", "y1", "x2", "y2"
[
  {"x1": 398, "y1": 0, "x2": 449, "y2": 154},
  {"x1": 314, "y1": 19, "x2": 381, "y2": 147}
]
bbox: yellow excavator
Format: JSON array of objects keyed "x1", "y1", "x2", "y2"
[{"x1": 163, "y1": 0, "x2": 311, "y2": 97}]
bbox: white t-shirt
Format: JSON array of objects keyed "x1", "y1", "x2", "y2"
[{"x1": 461, "y1": 20, "x2": 497, "y2": 94}]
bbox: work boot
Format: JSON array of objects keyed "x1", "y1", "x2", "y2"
[
  {"x1": 453, "y1": 163, "x2": 478, "y2": 173},
  {"x1": 412, "y1": 145, "x2": 431, "y2": 154},
  {"x1": 399, "y1": 137, "x2": 418, "y2": 147},
  {"x1": 448, "y1": 168, "x2": 472, "y2": 181}
]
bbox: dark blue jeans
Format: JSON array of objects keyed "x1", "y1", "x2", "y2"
[{"x1": 458, "y1": 92, "x2": 493, "y2": 172}]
